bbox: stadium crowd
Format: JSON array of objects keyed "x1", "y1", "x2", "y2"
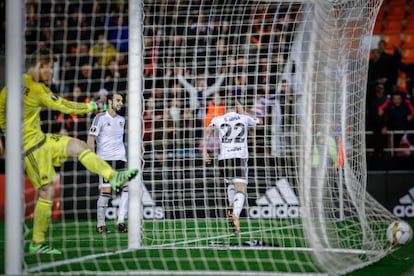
[
  {"x1": 1, "y1": 0, "x2": 413, "y2": 163},
  {"x1": 366, "y1": 39, "x2": 414, "y2": 157}
]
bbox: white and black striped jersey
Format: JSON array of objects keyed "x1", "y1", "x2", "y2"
[
  {"x1": 88, "y1": 112, "x2": 127, "y2": 161},
  {"x1": 209, "y1": 111, "x2": 259, "y2": 160}
]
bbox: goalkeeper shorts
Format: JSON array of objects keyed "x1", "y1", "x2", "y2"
[{"x1": 24, "y1": 134, "x2": 71, "y2": 189}]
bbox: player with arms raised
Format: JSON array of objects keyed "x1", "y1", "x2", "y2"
[
  {"x1": 203, "y1": 97, "x2": 260, "y2": 235},
  {"x1": 0, "y1": 48, "x2": 138, "y2": 254}
]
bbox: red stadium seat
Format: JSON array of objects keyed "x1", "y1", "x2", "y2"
[
  {"x1": 406, "y1": 5, "x2": 414, "y2": 20},
  {"x1": 376, "y1": 6, "x2": 386, "y2": 21},
  {"x1": 386, "y1": 0, "x2": 408, "y2": 6},
  {"x1": 383, "y1": 34, "x2": 402, "y2": 49},
  {"x1": 385, "y1": 5, "x2": 406, "y2": 20},
  {"x1": 404, "y1": 20, "x2": 414, "y2": 32},
  {"x1": 373, "y1": 20, "x2": 383, "y2": 34},
  {"x1": 401, "y1": 48, "x2": 414, "y2": 63},
  {"x1": 402, "y1": 33, "x2": 414, "y2": 48},
  {"x1": 382, "y1": 19, "x2": 403, "y2": 34}
]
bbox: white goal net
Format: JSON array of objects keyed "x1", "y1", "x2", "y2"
[{"x1": 17, "y1": 0, "x2": 407, "y2": 275}]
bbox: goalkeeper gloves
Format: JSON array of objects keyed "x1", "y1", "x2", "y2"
[{"x1": 89, "y1": 101, "x2": 108, "y2": 113}]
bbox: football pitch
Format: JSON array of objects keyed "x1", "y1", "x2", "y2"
[{"x1": 0, "y1": 219, "x2": 413, "y2": 275}]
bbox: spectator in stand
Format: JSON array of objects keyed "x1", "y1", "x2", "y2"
[
  {"x1": 167, "y1": 82, "x2": 196, "y2": 152},
  {"x1": 143, "y1": 98, "x2": 165, "y2": 167},
  {"x1": 60, "y1": 58, "x2": 76, "y2": 95},
  {"x1": 187, "y1": 13, "x2": 214, "y2": 67},
  {"x1": 378, "y1": 92, "x2": 414, "y2": 149},
  {"x1": 58, "y1": 86, "x2": 90, "y2": 140},
  {"x1": 104, "y1": 59, "x2": 126, "y2": 92},
  {"x1": 143, "y1": 36, "x2": 155, "y2": 91},
  {"x1": 250, "y1": 84, "x2": 279, "y2": 156},
  {"x1": 367, "y1": 83, "x2": 388, "y2": 157},
  {"x1": 90, "y1": 1, "x2": 107, "y2": 32},
  {"x1": 231, "y1": 73, "x2": 249, "y2": 104},
  {"x1": 278, "y1": 79, "x2": 296, "y2": 133},
  {"x1": 77, "y1": 43, "x2": 95, "y2": 67},
  {"x1": 90, "y1": 33, "x2": 117, "y2": 67},
  {"x1": 93, "y1": 88, "x2": 109, "y2": 111},
  {"x1": 176, "y1": 67, "x2": 226, "y2": 121},
  {"x1": 205, "y1": 92, "x2": 225, "y2": 128},
  {"x1": 116, "y1": 53, "x2": 128, "y2": 77},
  {"x1": 66, "y1": 8, "x2": 91, "y2": 54},
  {"x1": 76, "y1": 64, "x2": 101, "y2": 94},
  {"x1": 395, "y1": 47, "x2": 414, "y2": 93},
  {"x1": 107, "y1": 15, "x2": 128, "y2": 53},
  {"x1": 367, "y1": 40, "x2": 398, "y2": 96}
]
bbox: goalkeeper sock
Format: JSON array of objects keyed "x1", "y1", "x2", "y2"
[
  {"x1": 227, "y1": 184, "x2": 235, "y2": 207},
  {"x1": 232, "y1": 192, "x2": 245, "y2": 219},
  {"x1": 32, "y1": 197, "x2": 53, "y2": 244},
  {"x1": 79, "y1": 149, "x2": 115, "y2": 180},
  {"x1": 117, "y1": 187, "x2": 129, "y2": 224},
  {"x1": 97, "y1": 192, "x2": 111, "y2": 227}
]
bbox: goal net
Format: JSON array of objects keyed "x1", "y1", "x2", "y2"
[{"x1": 19, "y1": 0, "x2": 405, "y2": 275}]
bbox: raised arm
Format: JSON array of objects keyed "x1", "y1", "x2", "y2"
[
  {"x1": 204, "y1": 73, "x2": 225, "y2": 98},
  {"x1": 177, "y1": 74, "x2": 199, "y2": 110}
]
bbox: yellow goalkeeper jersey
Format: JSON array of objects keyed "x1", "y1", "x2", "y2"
[{"x1": 0, "y1": 73, "x2": 94, "y2": 152}]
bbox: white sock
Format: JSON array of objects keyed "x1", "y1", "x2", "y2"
[
  {"x1": 97, "y1": 192, "x2": 111, "y2": 227},
  {"x1": 117, "y1": 187, "x2": 129, "y2": 224},
  {"x1": 227, "y1": 184, "x2": 235, "y2": 207},
  {"x1": 232, "y1": 192, "x2": 245, "y2": 219}
]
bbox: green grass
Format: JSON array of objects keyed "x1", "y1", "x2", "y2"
[{"x1": 0, "y1": 219, "x2": 413, "y2": 275}]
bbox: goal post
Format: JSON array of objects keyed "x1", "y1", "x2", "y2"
[
  {"x1": 15, "y1": 0, "x2": 411, "y2": 275},
  {"x1": 128, "y1": 0, "x2": 144, "y2": 250},
  {"x1": 5, "y1": 0, "x2": 24, "y2": 275},
  {"x1": 297, "y1": 1, "x2": 380, "y2": 270}
]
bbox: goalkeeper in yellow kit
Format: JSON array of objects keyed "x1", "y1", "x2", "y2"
[{"x1": 0, "y1": 48, "x2": 138, "y2": 255}]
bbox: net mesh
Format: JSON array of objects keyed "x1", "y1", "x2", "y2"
[{"x1": 20, "y1": 0, "x2": 407, "y2": 275}]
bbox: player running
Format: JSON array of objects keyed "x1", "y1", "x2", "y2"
[{"x1": 203, "y1": 98, "x2": 260, "y2": 235}]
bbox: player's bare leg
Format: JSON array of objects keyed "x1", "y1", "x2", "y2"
[
  {"x1": 116, "y1": 186, "x2": 129, "y2": 233},
  {"x1": 228, "y1": 180, "x2": 246, "y2": 235},
  {"x1": 96, "y1": 186, "x2": 111, "y2": 234}
]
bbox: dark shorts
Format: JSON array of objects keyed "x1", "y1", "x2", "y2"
[
  {"x1": 99, "y1": 160, "x2": 126, "y2": 188},
  {"x1": 218, "y1": 158, "x2": 248, "y2": 184}
]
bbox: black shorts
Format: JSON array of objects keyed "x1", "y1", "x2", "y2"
[
  {"x1": 99, "y1": 160, "x2": 127, "y2": 188},
  {"x1": 218, "y1": 158, "x2": 248, "y2": 184}
]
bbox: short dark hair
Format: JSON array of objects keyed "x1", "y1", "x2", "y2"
[
  {"x1": 30, "y1": 48, "x2": 57, "y2": 66},
  {"x1": 108, "y1": 91, "x2": 123, "y2": 101}
]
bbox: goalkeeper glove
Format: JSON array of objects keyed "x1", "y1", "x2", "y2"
[{"x1": 89, "y1": 101, "x2": 108, "y2": 112}]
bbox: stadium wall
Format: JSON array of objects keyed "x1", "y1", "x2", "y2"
[{"x1": 0, "y1": 159, "x2": 413, "y2": 219}]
